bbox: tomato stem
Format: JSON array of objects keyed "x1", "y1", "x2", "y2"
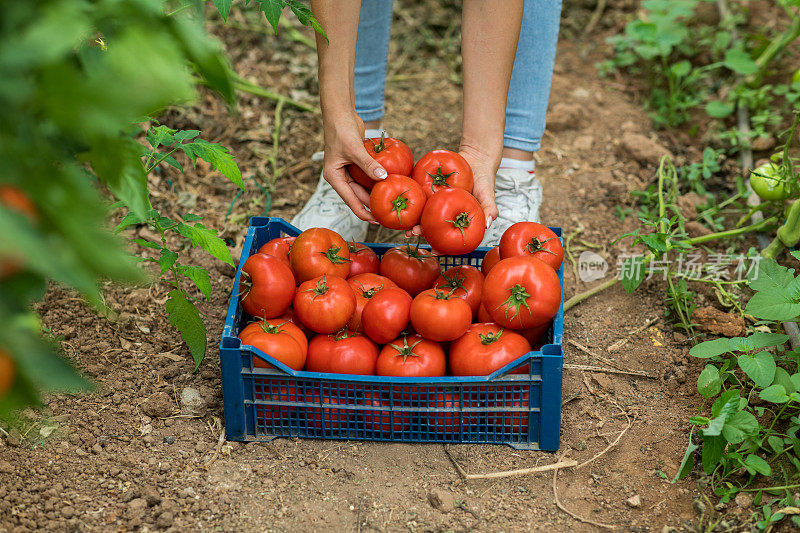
[
  {"x1": 498, "y1": 284, "x2": 531, "y2": 321},
  {"x1": 426, "y1": 164, "x2": 456, "y2": 192},
  {"x1": 444, "y1": 212, "x2": 472, "y2": 245},
  {"x1": 388, "y1": 336, "x2": 423, "y2": 363},
  {"x1": 305, "y1": 273, "x2": 330, "y2": 297},
  {"x1": 319, "y1": 245, "x2": 352, "y2": 265},
  {"x1": 525, "y1": 236, "x2": 558, "y2": 256},
  {"x1": 392, "y1": 190, "x2": 411, "y2": 223},
  {"x1": 371, "y1": 132, "x2": 387, "y2": 153},
  {"x1": 478, "y1": 329, "x2": 504, "y2": 345}
]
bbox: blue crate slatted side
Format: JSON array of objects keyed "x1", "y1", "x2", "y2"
[{"x1": 219, "y1": 217, "x2": 564, "y2": 450}]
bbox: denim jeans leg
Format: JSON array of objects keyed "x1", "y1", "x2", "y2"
[
  {"x1": 504, "y1": 0, "x2": 563, "y2": 153},
  {"x1": 354, "y1": 0, "x2": 394, "y2": 123}
]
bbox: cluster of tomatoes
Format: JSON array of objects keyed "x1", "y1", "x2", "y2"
[
  {"x1": 350, "y1": 136, "x2": 485, "y2": 255},
  {"x1": 237, "y1": 221, "x2": 563, "y2": 380}
]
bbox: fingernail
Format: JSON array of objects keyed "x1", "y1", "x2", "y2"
[
  {"x1": 486, "y1": 216, "x2": 492, "y2": 229},
  {"x1": 368, "y1": 220, "x2": 380, "y2": 225},
  {"x1": 374, "y1": 168, "x2": 387, "y2": 179}
]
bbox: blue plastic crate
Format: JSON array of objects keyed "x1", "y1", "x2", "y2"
[{"x1": 219, "y1": 217, "x2": 564, "y2": 450}]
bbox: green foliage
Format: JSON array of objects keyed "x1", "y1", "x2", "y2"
[{"x1": 210, "y1": 0, "x2": 326, "y2": 38}]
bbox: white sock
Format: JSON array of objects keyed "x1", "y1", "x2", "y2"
[
  {"x1": 499, "y1": 157, "x2": 535, "y2": 172},
  {"x1": 364, "y1": 126, "x2": 385, "y2": 140}
]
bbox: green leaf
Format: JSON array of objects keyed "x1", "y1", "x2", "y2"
[
  {"x1": 760, "y1": 384, "x2": 790, "y2": 404},
  {"x1": 165, "y1": 290, "x2": 207, "y2": 370},
  {"x1": 698, "y1": 364, "x2": 722, "y2": 398},
  {"x1": 724, "y1": 47, "x2": 758, "y2": 76},
  {"x1": 749, "y1": 258, "x2": 794, "y2": 291},
  {"x1": 745, "y1": 287, "x2": 800, "y2": 321},
  {"x1": 738, "y1": 351, "x2": 776, "y2": 389},
  {"x1": 767, "y1": 435, "x2": 785, "y2": 453},
  {"x1": 212, "y1": 0, "x2": 233, "y2": 21},
  {"x1": 620, "y1": 255, "x2": 645, "y2": 293},
  {"x1": 729, "y1": 332, "x2": 789, "y2": 352},
  {"x1": 706, "y1": 100, "x2": 734, "y2": 118},
  {"x1": 114, "y1": 212, "x2": 144, "y2": 233},
  {"x1": 743, "y1": 454, "x2": 771, "y2": 476},
  {"x1": 704, "y1": 396, "x2": 739, "y2": 436},
  {"x1": 773, "y1": 367, "x2": 796, "y2": 394},
  {"x1": 690, "y1": 338, "x2": 731, "y2": 358},
  {"x1": 722, "y1": 411, "x2": 759, "y2": 444},
  {"x1": 670, "y1": 60, "x2": 691, "y2": 78},
  {"x1": 712, "y1": 390, "x2": 741, "y2": 417},
  {"x1": 673, "y1": 429, "x2": 698, "y2": 482},
  {"x1": 702, "y1": 434, "x2": 726, "y2": 474},
  {"x1": 173, "y1": 129, "x2": 200, "y2": 142},
  {"x1": 183, "y1": 213, "x2": 204, "y2": 222},
  {"x1": 133, "y1": 238, "x2": 162, "y2": 250},
  {"x1": 257, "y1": 0, "x2": 285, "y2": 34},
  {"x1": 287, "y1": 0, "x2": 326, "y2": 40},
  {"x1": 179, "y1": 139, "x2": 243, "y2": 189},
  {"x1": 175, "y1": 222, "x2": 234, "y2": 266},
  {"x1": 157, "y1": 249, "x2": 178, "y2": 273},
  {"x1": 146, "y1": 125, "x2": 176, "y2": 149},
  {"x1": 177, "y1": 265, "x2": 212, "y2": 299},
  {"x1": 791, "y1": 372, "x2": 800, "y2": 391}
]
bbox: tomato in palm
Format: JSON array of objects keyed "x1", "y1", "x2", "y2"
[
  {"x1": 361, "y1": 287, "x2": 413, "y2": 344},
  {"x1": 361, "y1": 391, "x2": 409, "y2": 433},
  {"x1": 347, "y1": 273, "x2": 397, "y2": 332},
  {"x1": 0, "y1": 349, "x2": 15, "y2": 396},
  {"x1": 347, "y1": 135, "x2": 414, "y2": 191},
  {"x1": 257, "y1": 236, "x2": 295, "y2": 267},
  {"x1": 420, "y1": 189, "x2": 485, "y2": 255},
  {"x1": 749, "y1": 162, "x2": 792, "y2": 201},
  {"x1": 379, "y1": 244, "x2": 441, "y2": 296},
  {"x1": 240, "y1": 253, "x2": 296, "y2": 319},
  {"x1": 376, "y1": 335, "x2": 446, "y2": 377},
  {"x1": 347, "y1": 242, "x2": 379, "y2": 277},
  {"x1": 483, "y1": 257, "x2": 561, "y2": 329},
  {"x1": 481, "y1": 246, "x2": 501, "y2": 275},
  {"x1": 450, "y1": 324, "x2": 531, "y2": 376},
  {"x1": 239, "y1": 319, "x2": 307, "y2": 370},
  {"x1": 411, "y1": 150, "x2": 474, "y2": 197},
  {"x1": 305, "y1": 330, "x2": 379, "y2": 375},
  {"x1": 410, "y1": 288, "x2": 472, "y2": 342},
  {"x1": 370, "y1": 175, "x2": 427, "y2": 230},
  {"x1": 499, "y1": 222, "x2": 563, "y2": 270},
  {"x1": 290, "y1": 227, "x2": 351, "y2": 283},
  {"x1": 434, "y1": 265, "x2": 484, "y2": 315},
  {"x1": 294, "y1": 274, "x2": 356, "y2": 334}
]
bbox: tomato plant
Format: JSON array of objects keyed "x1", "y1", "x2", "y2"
[
  {"x1": 750, "y1": 161, "x2": 794, "y2": 201},
  {"x1": 375, "y1": 335, "x2": 446, "y2": 377},
  {"x1": 499, "y1": 222, "x2": 564, "y2": 270},
  {"x1": 290, "y1": 227, "x2": 351, "y2": 282},
  {"x1": 481, "y1": 246, "x2": 501, "y2": 276},
  {"x1": 434, "y1": 265, "x2": 484, "y2": 315},
  {"x1": 379, "y1": 243, "x2": 441, "y2": 296},
  {"x1": 483, "y1": 257, "x2": 561, "y2": 329},
  {"x1": 410, "y1": 288, "x2": 472, "y2": 342},
  {"x1": 420, "y1": 188, "x2": 485, "y2": 255},
  {"x1": 347, "y1": 242, "x2": 379, "y2": 277},
  {"x1": 258, "y1": 236, "x2": 295, "y2": 267},
  {"x1": 305, "y1": 330, "x2": 379, "y2": 375},
  {"x1": 370, "y1": 175, "x2": 427, "y2": 230},
  {"x1": 361, "y1": 287, "x2": 413, "y2": 344},
  {"x1": 240, "y1": 253, "x2": 296, "y2": 319},
  {"x1": 239, "y1": 319, "x2": 307, "y2": 370},
  {"x1": 347, "y1": 273, "x2": 397, "y2": 332},
  {"x1": 411, "y1": 150, "x2": 474, "y2": 197},
  {"x1": 450, "y1": 324, "x2": 531, "y2": 376},
  {"x1": 347, "y1": 135, "x2": 414, "y2": 191},
  {"x1": 294, "y1": 275, "x2": 356, "y2": 334}
]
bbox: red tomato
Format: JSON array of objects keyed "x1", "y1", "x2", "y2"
[
  {"x1": 347, "y1": 242, "x2": 380, "y2": 277},
  {"x1": 434, "y1": 265, "x2": 484, "y2": 315},
  {"x1": 240, "y1": 253, "x2": 296, "y2": 319},
  {"x1": 410, "y1": 288, "x2": 472, "y2": 342},
  {"x1": 450, "y1": 323, "x2": 531, "y2": 376},
  {"x1": 255, "y1": 383, "x2": 297, "y2": 422},
  {"x1": 379, "y1": 244, "x2": 441, "y2": 296},
  {"x1": 411, "y1": 150, "x2": 474, "y2": 197},
  {"x1": 361, "y1": 391, "x2": 410, "y2": 433},
  {"x1": 347, "y1": 135, "x2": 414, "y2": 191},
  {"x1": 481, "y1": 246, "x2": 501, "y2": 275},
  {"x1": 305, "y1": 331, "x2": 379, "y2": 375},
  {"x1": 420, "y1": 189, "x2": 485, "y2": 255},
  {"x1": 0, "y1": 349, "x2": 15, "y2": 396},
  {"x1": 376, "y1": 335, "x2": 446, "y2": 377},
  {"x1": 477, "y1": 301, "x2": 492, "y2": 322},
  {"x1": 347, "y1": 273, "x2": 397, "y2": 332},
  {"x1": 499, "y1": 222, "x2": 564, "y2": 270},
  {"x1": 290, "y1": 228, "x2": 351, "y2": 283},
  {"x1": 1, "y1": 186, "x2": 38, "y2": 278},
  {"x1": 238, "y1": 319, "x2": 307, "y2": 370},
  {"x1": 294, "y1": 275, "x2": 356, "y2": 334},
  {"x1": 275, "y1": 308, "x2": 313, "y2": 337},
  {"x1": 361, "y1": 287, "x2": 413, "y2": 344},
  {"x1": 299, "y1": 388, "x2": 351, "y2": 432},
  {"x1": 482, "y1": 257, "x2": 561, "y2": 329},
  {"x1": 426, "y1": 390, "x2": 480, "y2": 431},
  {"x1": 519, "y1": 323, "x2": 550, "y2": 349},
  {"x1": 257, "y1": 236, "x2": 295, "y2": 267},
  {"x1": 370, "y1": 175, "x2": 427, "y2": 230}
]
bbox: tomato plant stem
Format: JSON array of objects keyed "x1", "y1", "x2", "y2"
[{"x1": 229, "y1": 75, "x2": 318, "y2": 114}]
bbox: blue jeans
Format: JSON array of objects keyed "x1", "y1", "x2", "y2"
[{"x1": 354, "y1": 0, "x2": 562, "y2": 153}]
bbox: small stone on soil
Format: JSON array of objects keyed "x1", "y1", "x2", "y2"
[
  {"x1": 180, "y1": 387, "x2": 207, "y2": 417},
  {"x1": 163, "y1": 435, "x2": 175, "y2": 444},
  {"x1": 156, "y1": 511, "x2": 174, "y2": 529},
  {"x1": 0, "y1": 459, "x2": 13, "y2": 473},
  {"x1": 127, "y1": 498, "x2": 148, "y2": 519},
  {"x1": 626, "y1": 495, "x2": 641, "y2": 508},
  {"x1": 141, "y1": 391, "x2": 174, "y2": 418},
  {"x1": 734, "y1": 492, "x2": 753, "y2": 508},
  {"x1": 427, "y1": 489, "x2": 455, "y2": 513}
]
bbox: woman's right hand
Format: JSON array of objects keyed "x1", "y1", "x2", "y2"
[{"x1": 321, "y1": 110, "x2": 387, "y2": 224}]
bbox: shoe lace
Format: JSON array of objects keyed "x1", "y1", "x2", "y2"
[{"x1": 493, "y1": 176, "x2": 540, "y2": 224}]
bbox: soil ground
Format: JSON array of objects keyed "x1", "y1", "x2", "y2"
[{"x1": 0, "y1": 2, "x2": 753, "y2": 532}]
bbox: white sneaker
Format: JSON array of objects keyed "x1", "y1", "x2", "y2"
[
  {"x1": 290, "y1": 173, "x2": 370, "y2": 241},
  {"x1": 480, "y1": 168, "x2": 543, "y2": 247}
]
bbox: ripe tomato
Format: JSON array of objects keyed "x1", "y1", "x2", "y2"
[
  {"x1": 361, "y1": 390, "x2": 410, "y2": 433},
  {"x1": 370, "y1": 175, "x2": 427, "y2": 230},
  {"x1": 257, "y1": 236, "x2": 295, "y2": 267},
  {"x1": 483, "y1": 257, "x2": 561, "y2": 329},
  {"x1": 420, "y1": 189, "x2": 485, "y2": 255},
  {"x1": 297, "y1": 388, "x2": 351, "y2": 432},
  {"x1": 361, "y1": 287, "x2": 413, "y2": 344},
  {"x1": 411, "y1": 150, "x2": 474, "y2": 197},
  {"x1": 0, "y1": 349, "x2": 15, "y2": 396},
  {"x1": 410, "y1": 288, "x2": 472, "y2": 342},
  {"x1": 481, "y1": 246, "x2": 501, "y2": 275},
  {"x1": 275, "y1": 308, "x2": 314, "y2": 337},
  {"x1": 450, "y1": 324, "x2": 531, "y2": 376},
  {"x1": 294, "y1": 275, "x2": 356, "y2": 334},
  {"x1": 290, "y1": 228, "x2": 351, "y2": 283},
  {"x1": 239, "y1": 319, "x2": 307, "y2": 370},
  {"x1": 499, "y1": 222, "x2": 564, "y2": 270},
  {"x1": 240, "y1": 253, "x2": 296, "y2": 319},
  {"x1": 1, "y1": 186, "x2": 38, "y2": 278},
  {"x1": 376, "y1": 335, "x2": 446, "y2": 377},
  {"x1": 519, "y1": 323, "x2": 550, "y2": 349},
  {"x1": 477, "y1": 301, "x2": 492, "y2": 322},
  {"x1": 347, "y1": 242, "x2": 380, "y2": 277},
  {"x1": 379, "y1": 244, "x2": 441, "y2": 296},
  {"x1": 305, "y1": 330, "x2": 379, "y2": 375},
  {"x1": 347, "y1": 135, "x2": 414, "y2": 191},
  {"x1": 255, "y1": 382, "x2": 297, "y2": 422},
  {"x1": 347, "y1": 273, "x2": 397, "y2": 332},
  {"x1": 434, "y1": 265, "x2": 484, "y2": 315}
]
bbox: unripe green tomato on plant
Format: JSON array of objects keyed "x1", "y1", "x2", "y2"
[{"x1": 749, "y1": 163, "x2": 793, "y2": 201}]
